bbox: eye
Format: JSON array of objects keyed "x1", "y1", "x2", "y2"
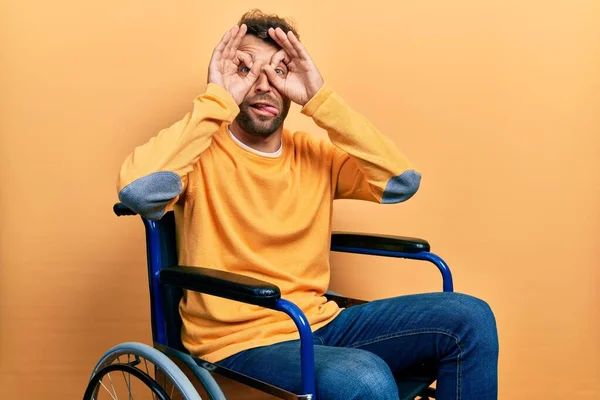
[
  {"x1": 275, "y1": 68, "x2": 285, "y2": 75},
  {"x1": 240, "y1": 66, "x2": 250, "y2": 73}
]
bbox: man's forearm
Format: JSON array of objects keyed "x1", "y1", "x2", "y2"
[{"x1": 302, "y1": 85, "x2": 421, "y2": 203}]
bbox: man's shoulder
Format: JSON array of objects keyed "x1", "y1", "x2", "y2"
[{"x1": 287, "y1": 129, "x2": 333, "y2": 154}]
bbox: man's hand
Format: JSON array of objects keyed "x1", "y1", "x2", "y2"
[
  {"x1": 263, "y1": 27, "x2": 324, "y2": 106},
  {"x1": 208, "y1": 25, "x2": 264, "y2": 105}
]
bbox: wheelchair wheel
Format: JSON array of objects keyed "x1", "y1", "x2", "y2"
[{"x1": 83, "y1": 342, "x2": 202, "y2": 400}]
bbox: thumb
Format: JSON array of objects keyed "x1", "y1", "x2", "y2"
[{"x1": 263, "y1": 65, "x2": 285, "y2": 92}]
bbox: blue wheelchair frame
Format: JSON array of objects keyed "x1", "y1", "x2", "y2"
[{"x1": 117, "y1": 203, "x2": 454, "y2": 399}]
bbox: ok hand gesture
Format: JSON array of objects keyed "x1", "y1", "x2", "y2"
[
  {"x1": 208, "y1": 25, "x2": 263, "y2": 105},
  {"x1": 263, "y1": 28, "x2": 324, "y2": 106}
]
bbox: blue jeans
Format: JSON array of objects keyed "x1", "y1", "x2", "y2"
[{"x1": 218, "y1": 293, "x2": 498, "y2": 399}]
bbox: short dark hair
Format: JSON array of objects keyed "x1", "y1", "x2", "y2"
[{"x1": 238, "y1": 9, "x2": 299, "y2": 47}]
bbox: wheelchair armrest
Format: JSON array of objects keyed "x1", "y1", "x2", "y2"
[
  {"x1": 113, "y1": 203, "x2": 138, "y2": 216},
  {"x1": 160, "y1": 266, "x2": 281, "y2": 308},
  {"x1": 331, "y1": 232, "x2": 430, "y2": 253}
]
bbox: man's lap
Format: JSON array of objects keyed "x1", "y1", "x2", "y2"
[
  {"x1": 314, "y1": 292, "x2": 495, "y2": 371},
  {"x1": 217, "y1": 292, "x2": 498, "y2": 399},
  {"x1": 219, "y1": 340, "x2": 400, "y2": 399}
]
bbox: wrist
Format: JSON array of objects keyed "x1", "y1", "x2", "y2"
[
  {"x1": 303, "y1": 81, "x2": 324, "y2": 106},
  {"x1": 207, "y1": 70, "x2": 223, "y2": 87},
  {"x1": 305, "y1": 75, "x2": 324, "y2": 103}
]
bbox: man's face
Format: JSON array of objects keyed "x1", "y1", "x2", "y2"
[{"x1": 235, "y1": 35, "x2": 291, "y2": 138}]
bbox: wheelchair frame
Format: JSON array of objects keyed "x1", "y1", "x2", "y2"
[{"x1": 87, "y1": 203, "x2": 454, "y2": 400}]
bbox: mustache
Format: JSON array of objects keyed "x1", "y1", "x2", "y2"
[{"x1": 242, "y1": 95, "x2": 280, "y2": 107}]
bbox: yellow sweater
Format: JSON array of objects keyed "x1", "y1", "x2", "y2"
[{"x1": 117, "y1": 83, "x2": 421, "y2": 362}]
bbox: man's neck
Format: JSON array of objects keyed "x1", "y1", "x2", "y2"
[{"x1": 229, "y1": 122, "x2": 283, "y2": 153}]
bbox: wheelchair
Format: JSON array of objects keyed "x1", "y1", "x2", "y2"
[{"x1": 83, "y1": 203, "x2": 454, "y2": 400}]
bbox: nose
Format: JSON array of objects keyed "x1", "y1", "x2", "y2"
[{"x1": 253, "y1": 71, "x2": 272, "y2": 94}]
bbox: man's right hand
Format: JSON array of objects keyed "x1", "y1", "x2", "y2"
[{"x1": 208, "y1": 25, "x2": 262, "y2": 105}]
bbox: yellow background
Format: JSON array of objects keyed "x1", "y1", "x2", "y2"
[{"x1": 1, "y1": 0, "x2": 598, "y2": 398}]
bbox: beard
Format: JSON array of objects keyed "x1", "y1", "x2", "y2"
[{"x1": 235, "y1": 96, "x2": 291, "y2": 138}]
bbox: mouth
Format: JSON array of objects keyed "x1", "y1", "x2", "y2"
[{"x1": 249, "y1": 101, "x2": 279, "y2": 117}]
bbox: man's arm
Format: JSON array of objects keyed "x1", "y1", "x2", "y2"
[
  {"x1": 263, "y1": 28, "x2": 419, "y2": 203},
  {"x1": 117, "y1": 24, "x2": 264, "y2": 220},
  {"x1": 302, "y1": 86, "x2": 421, "y2": 203},
  {"x1": 117, "y1": 84, "x2": 239, "y2": 219}
]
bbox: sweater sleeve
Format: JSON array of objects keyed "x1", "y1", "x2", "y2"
[
  {"x1": 117, "y1": 83, "x2": 239, "y2": 219},
  {"x1": 301, "y1": 85, "x2": 421, "y2": 203}
]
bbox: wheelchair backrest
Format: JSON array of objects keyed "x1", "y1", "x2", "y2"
[{"x1": 141, "y1": 211, "x2": 186, "y2": 351}]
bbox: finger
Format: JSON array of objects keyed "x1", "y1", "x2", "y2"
[
  {"x1": 268, "y1": 27, "x2": 280, "y2": 45},
  {"x1": 245, "y1": 60, "x2": 266, "y2": 83},
  {"x1": 287, "y1": 31, "x2": 310, "y2": 60},
  {"x1": 271, "y1": 27, "x2": 299, "y2": 58},
  {"x1": 228, "y1": 24, "x2": 247, "y2": 58},
  {"x1": 275, "y1": 27, "x2": 299, "y2": 58},
  {"x1": 223, "y1": 25, "x2": 240, "y2": 59},
  {"x1": 211, "y1": 27, "x2": 234, "y2": 60},
  {"x1": 270, "y1": 49, "x2": 290, "y2": 68},
  {"x1": 262, "y1": 64, "x2": 285, "y2": 92},
  {"x1": 224, "y1": 25, "x2": 240, "y2": 58},
  {"x1": 236, "y1": 50, "x2": 253, "y2": 68}
]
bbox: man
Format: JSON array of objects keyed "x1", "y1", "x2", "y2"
[{"x1": 117, "y1": 10, "x2": 498, "y2": 400}]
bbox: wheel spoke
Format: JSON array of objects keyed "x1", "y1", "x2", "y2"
[
  {"x1": 143, "y1": 358, "x2": 150, "y2": 376},
  {"x1": 142, "y1": 358, "x2": 157, "y2": 400},
  {"x1": 120, "y1": 367, "x2": 133, "y2": 399},
  {"x1": 99, "y1": 380, "x2": 119, "y2": 400},
  {"x1": 107, "y1": 373, "x2": 119, "y2": 400},
  {"x1": 92, "y1": 352, "x2": 181, "y2": 400},
  {"x1": 115, "y1": 356, "x2": 133, "y2": 400},
  {"x1": 157, "y1": 367, "x2": 164, "y2": 400},
  {"x1": 127, "y1": 355, "x2": 133, "y2": 400}
]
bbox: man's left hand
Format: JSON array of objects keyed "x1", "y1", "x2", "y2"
[{"x1": 263, "y1": 27, "x2": 324, "y2": 106}]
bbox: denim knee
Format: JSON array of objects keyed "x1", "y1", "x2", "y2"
[
  {"x1": 450, "y1": 293, "x2": 499, "y2": 356},
  {"x1": 318, "y1": 349, "x2": 398, "y2": 400}
]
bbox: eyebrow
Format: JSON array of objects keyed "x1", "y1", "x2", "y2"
[{"x1": 238, "y1": 48, "x2": 285, "y2": 67}]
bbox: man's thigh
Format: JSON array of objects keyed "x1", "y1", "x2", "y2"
[
  {"x1": 218, "y1": 341, "x2": 399, "y2": 399},
  {"x1": 315, "y1": 292, "x2": 496, "y2": 373}
]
